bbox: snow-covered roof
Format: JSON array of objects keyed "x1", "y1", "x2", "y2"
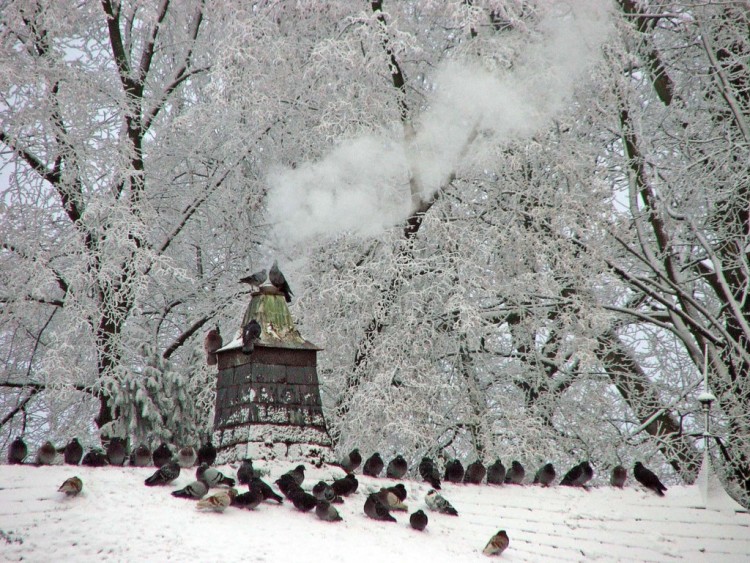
[{"x1": 1, "y1": 460, "x2": 748, "y2": 562}]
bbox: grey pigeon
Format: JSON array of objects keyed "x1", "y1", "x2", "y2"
[
  {"x1": 364, "y1": 493, "x2": 396, "y2": 522},
  {"x1": 8, "y1": 437, "x2": 27, "y2": 464},
  {"x1": 386, "y1": 455, "x2": 408, "y2": 479},
  {"x1": 239, "y1": 269, "x2": 267, "y2": 288},
  {"x1": 64, "y1": 438, "x2": 83, "y2": 465},
  {"x1": 152, "y1": 442, "x2": 173, "y2": 468},
  {"x1": 36, "y1": 441, "x2": 56, "y2": 465},
  {"x1": 204, "y1": 326, "x2": 223, "y2": 366},
  {"x1": 483, "y1": 530, "x2": 510, "y2": 556},
  {"x1": 145, "y1": 461, "x2": 180, "y2": 486},
  {"x1": 232, "y1": 488, "x2": 264, "y2": 510},
  {"x1": 385, "y1": 483, "x2": 407, "y2": 502},
  {"x1": 315, "y1": 500, "x2": 343, "y2": 522},
  {"x1": 634, "y1": 462, "x2": 667, "y2": 496},
  {"x1": 106, "y1": 438, "x2": 128, "y2": 466},
  {"x1": 504, "y1": 460, "x2": 525, "y2": 484},
  {"x1": 444, "y1": 459, "x2": 465, "y2": 483},
  {"x1": 464, "y1": 460, "x2": 486, "y2": 484},
  {"x1": 418, "y1": 457, "x2": 441, "y2": 490},
  {"x1": 196, "y1": 463, "x2": 235, "y2": 487},
  {"x1": 172, "y1": 479, "x2": 209, "y2": 499},
  {"x1": 425, "y1": 489, "x2": 458, "y2": 516},
  {"x1": 284, "y1": 464, "x2": 306, "y2": 486},
  {"x1": 131, "y1": 444, "x2": 151, "y2": 467},
  {"x1": 410, "y1": 509, "x2": 428, "y2": 531},
  {"x1": 486, "y1": 459, "x2": 506, "y2": 485},
  {"x1": 312, "y1": 481, "x2": 339, "y2": 503},
  {"x1": 197, "y1": 440, "x2": 216, "y2": 466},
  {"x1": 242, "y1": 319, "x2": 261, "y2": 354},
  {"x1": 177, "y1": 446, "x2": 197, "y2": 468},
  {"x1": 58, "y1": 476, "x2": 83, "y2": 496},
  {"x1": 331, "y1": 473, "x2": 358, "y2": 496},
  {"x1": 533, "y1": 463, "x2": 556, "y2": 486},
  {"x1": 237, "y1": 458, "x2": 255, "y2": 485},
  {"x1": 611, "y1": 465, "x2": 627, "y2": 488},
  {"x1": 363, "y1": 453, "x2": 384, "y2": 477},
  {"x1": 339, "y1": 448, "x2": 362, "y2": 473},
  {"x1": 251, "y1": 477, "x2": 283, "y2": 503},
  {"x1": 269, "y1": 260, "x2": 293, "y2": 302}
]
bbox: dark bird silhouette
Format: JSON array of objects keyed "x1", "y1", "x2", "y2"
[
  {"x1": 145, "y1": 461, "x2": 180, "y2": 486},
  {"x1": 36, "y1": 441, "x2": 56, "y2": 465},
  {"x1": 237, "y1": 458, "x2": 255, "y2": 486},
  {"x1": 204, "y1": 326, "x2": 223, "y2": 366},
  {"x1": 177, "y1": 446, "x2": 197, "y2": 468},
  {"x1": 239, "y1": 269, "x2": 267, "y2": 288},
  {"x1": 611, "y1": 465, "x2": 627, "y2": 488},
  {"x1": 386, "y1": 455, "x2": 408, "y2": 479},
  {"x1": 312, "y1": 481, "x2": 340, "y2": 503},
  {"x1": 338, "y1": 448, "x2": 362, "y2": 473},
  {"x1": 172, "y1": 480, "x2": 209, "y2": 499},
  {"x1": 152, "y1": 442, "x2": 173, "y2": 468},
  {"x1": 8, "y1": 437, "x2": 27, "y2": 464},
  {"x1": 634, "y1": 462, "x2": 667, "y2": 496},
  {"x1": 364, "y1": 493, "x2": 396, "y2": 522},
  {"x1": 486, "y1": 459, "x2": 506, "y2": 485},
  {"x1": 560, "y1": 461, "x2": 593, "y2": 487},
  {"x1": 269, "y1": 260, "x2": 293, "y2": 302},
  {"x1": 251, "y1": 477, "x2": 283, "y2": 503},
  {"x1": 58, "y1": 476, "x2": 83, "y2": 496},
  {"x1": 276, "y1": 474, "x2": 303, "y2": 499},
  {"x1": 444, "y1": 459, "x2": 465, "y2": 483},
  {"x1": 386, "y1": 483, "x2": 407, "y2": 503},
  {"x1": 315, "y1": 500, "x2": 343, "y2": 522},
  {"x1": 425, "y1": 489, "x2": 458, "y2": 516},
  {"x1": 504, "y1": 460, "x2": 525, "y2": 484},
  {"x1": 289, "y1": 488, "x2": 318, "y2": 512},
  {"x1": 131, "y1": 444, "x2": 151, "y2": 467},
  {"x1": 232, "y1": 488, "x2": 264, "y2": 510},
  {"x1": 106, "y1": 438, "x2": 128, "y2": 466},
  {"x1": 410, "y1": 509, "x2": 428, "y2": 531},
  {"x1": 483, "y1": 530, "x2": 510, "y2": 556},
  {"x1": 82, "y1": 448, "x2": 108, "y2": 467},
  {"x1": 197, "y1": 440, "x2": 217, "y2": 466},
  {"x1": 242, "y1": 319, "x2": 262, "y2": 354},
  {"x1": 419, "y1": 457, "x2": 441, "y2": 490},
  {"x1": 579, "y1": 461, "x2": 594, "y2": 486},
  {"x1": 533, "y1": 463, "x2": 556, "y2": 487},
  {"x1": 363, "y1": 453, "x2": 384, "y2": 478},
  {"x1": 64, "y1": 438, "x2": 83, "y2": 465},
  {"x1": 464, "y1": 460, "x2": 486, "y2": 484},
  {"x1": 331, "y1": 473, "x2": 358, "y2": 497},
  {"x1": 285, "y1": 464, "x2": 306, "y2": 486},
  {"x1": 196, "y1": 463, "x2": 235, "y2": 487}
]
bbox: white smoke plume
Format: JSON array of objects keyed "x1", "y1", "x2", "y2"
[{"x1": 266, "y1": 0, "x2": 612, "y2": 244}]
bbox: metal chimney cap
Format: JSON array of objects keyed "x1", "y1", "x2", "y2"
[{"x1": 697, "y1": 391, "x2": 716, "y2": 405}]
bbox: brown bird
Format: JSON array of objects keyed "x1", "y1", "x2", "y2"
[
  {"x1": 410, "y1": 509, "x2": 428, "y2": 531},
  {"x1": 611, "y1": 465, "x2": 627, "y2": 488},
  {"x1": 483, "y1": 530, "x2": 510, "y2": 556},
  {"x1": 58, "y1": 476, "x2": 83, "y2": 496},
  {"x1": 36, "y1": 441, "x2": 56, "y2": 465},
  {"x1": 204, "y1": 326, "x2": 223, "y2": 366},
  {"x1": 269, "y1": 260, "x2": 293, "y2": 302},
  {"x1": 197, "y1": 489, "x2": 237, "y2": 512}
]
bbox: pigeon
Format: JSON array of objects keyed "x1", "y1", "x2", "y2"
[
  {"x1": 197, "y1": 489, "x2": 236, "y2": 512},
  {"x1": 131, "y1": 444, "x2": 151, "y2": 467},
  {"x1": 363, "y1": 453, "x2": 384, "y2": 477},
  {"x1": 315, "y1": 500, "x2": 343, "y2": 522},
  {"x1": 425, "y1": 489, "x2": 458, "y2": 516},
  {"x1": 196, "y1": 463, "x2": 235, "y2": 487},
  {"x1": 197, "y1": 440, "x2": 217, "y2": 466},
  {"x1": 204, "y1": 326, "x2": 223, "y2": 366},
  {"x1": 58, "y1": 476, "x2": 83, "y2": 496},
  {"x1": 237, "y1": 458, "x2": 255, "y2": 485},
  {"x1": 633, "y1": 462, "x2": 667, "y2": 496},
  {"x1": 486, "y1": 459, "x2": 506, "y2": 485},
  {"x1": 145, "y1": 461, "x2": 181, "y2": 486},
  {"x1": 331, "y1": 473, "x2": 358, "y2": 497},
  {"x1": 82, "y1": 448, "x2": 109, "y2": 467},
  {"x1": 106, "y1": 438, "x2": 128, "y2": 466},
  {"x1": 177, "y1": 446, "x2": 197, "y2": 468},
  {"x1": 275, "y1": 474, "x2": 303, "y2": 499},
  {"x1": 251, "y1": 477, "x2": 283, "y2": 503},
  {"x1": 242, "y1": 320, "x2": 261, "y2": 354},
  {"x1": 533, "y1": 463, "x2": 556, "y2": 487},
  {"x1": 579, "y1": 461, "x2": 594, "y2": 486},
  {"x1": 312, "y1": 481, "x2": 339, "y2": 503},
  {"x1": 483, "y1": 530, "x2": 510, "y2": 556},
  {"x1": 269, "y1": 260, "x2": 293, "y2": 302},
  {"x1": 172, "y1": 480, "x2": 209, "y2": 499},
  {"x1": 36, "y1": 441, "x2": 56, "y2": 465},
  {"x1": 560, "y1": 461, "x2": 593, "y2": 487},
  {"x1": 239, "y1": 269, "x2": 267, "y2": 288},
  {"x1": 152, "y1": 442, "x2": 173, "y2": 468},
  {"x1": 386, "y1": 455, "x2": 408, "y2": 479},
  {"x1": 364, "y1": 493, "x2": 397, "y2": 522},
  {"x1": 289, "y1": 489, "x2": 318, "y2": 512},
  {"x1": 8, "y1": 437, "x2": 28, "y2": 464},
  {"x1": 385, "y1": 483, "x2": 407, "y2": 503},
  {"x1": 339, "y1": 448, "x2": 362, "y2": 473},
  {"x1": 285, "y1": 464, "x2": 306, "y2": 486},
  {"x1": 377, "y1": 488, "x2": 408, "y2": 511},
  {"x1": 232, "y1": 488, "x2": 264, "y2": 510},
  {"x1": 419, "y1": 457, "x2": 441, "y2": 490},
  {"x1": 444, "y1": 459, "x2": 465, "y2": 483},
  {"x1": 611, "y1": 465, "x2": 627, "y2": 488},
  {"x1": 410, "y1": 509, "x2": 428, "y2": 531},
  {"x1": 63, "y1": 438, "x2": 83, "y2": 465},
  {"x1": 464, "y1": 460, "x2": 486, "y2": 484},
  {"x1": 504, "y1": 460, "x2": 525, "y2": 484}
]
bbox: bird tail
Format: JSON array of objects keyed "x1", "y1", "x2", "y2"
[{"x1": 220, "y1": 476, "x2": 236, "y2": 487}]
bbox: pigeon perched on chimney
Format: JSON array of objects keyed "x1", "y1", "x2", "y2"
[
  {"x1": 611, "y1": 465, "x2": 627, "y2": 488},
  {"x1": 197, "y1": 489, "x2": 236, "y2": 512},
  {"x1": 64, "y1": 438, "x2": 83, "y2": 465},
  {"x1": 232, "y1": 488, "x2": 264, "y2": 510},
  {"x1": 338, "y1": 448, "x2": 362, "y2": 473},
  {"x1": 410, "y1": 509, "x2": 428, "y2": 531},
  {"x1": 444, "y1": 459, "x2": 465, "y2": 483},
  {"x1": 634, "y1": 462, "x2": 667, "y2": 496},
  {"x1": 364, "y1": 493, "x2": 396, "y2": 522},
  {"x1": 363, "y1": 453, "x2": 384, "y2": 478},
  {"x1": 242, "y1": 320, "x2": 262, "y2": 354},
  {"x1": 483, "y1": 530, "x2": 510, "y2": 556},
  {"x1": 177, "y1": 446, "x2": 197, "y2": 468},
  {"x1": 251, "y1": 477, "x2": 283, "y2": 503},
  {"x1": 385, "y1": 483, "x2": 407, "y2": 503},
  {"x1": 486, "y1": 459, "x2": 506, "y2": 485},
  {"x1": 152, "y1": 442, "x2": 173, "y2": 468},
  {"x1": 419, "y1": 457, "x2": 441, "y2": 490},
  {"x1": 464, "y1": 460, "x2": 486, "y2": 484},
  {"x1": 269, "y1": 260, "x2": 293, "y2": 303},
  {"x1": 533, "y1": 463, "x2": 556, "y2": 487},
  {"x1": 331, "y1": 473, "x2": 358, "y2": 496},
  {"x1": 315, "y1": 500, "x2": 343, "y2": 522},
  {"x1": 8, "y1": 437, "x2": 27, "y2": 464},
  {"x1": 204, "y1": 326, "x2": 223, "y2": 366},
  {"x1": 386, "y1": 455, "x2": 408, "y2": 479},
  {"x1": 131, "y1": 444, "x2": 151, "y2": 467},
  {"x1": 237, "y1": 458, "x2": 255, "y2": 486},
  {"x1": 239, "y1": 269, "x2": 267, "y2": 288},
  {"x1": 106, "y1": 438, "x2": 127, "y2": 466},
  {"x1": 196, "y1": 463, "x2": 235, "y2": 487},
  {"x1": 58, "y1": 476, "x2": 83, "y2": 497},
  {"x1": 504, "y1": 460, "x2": 525, "y2": 484},
  {"x1": 145, "y1": 461, "x2": 180, "y2": 486},
  {"x1": 172, "y1": 480, "x2": 209, "y2": 499},
  {"x1": 425, "y1": 489, "x2": 458, "y2": 516},
  {"x1": 197, "y1": 440, "x2": 217, "y2": 466},
  {"x1": 36, "y1": 441, "x2": 56, "y2": 465}
]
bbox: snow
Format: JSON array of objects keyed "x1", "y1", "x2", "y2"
[{"x1": 1, "y1": 460, "x2": 749, "y2": 562}]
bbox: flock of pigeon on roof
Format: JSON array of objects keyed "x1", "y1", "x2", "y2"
[{"x1": 6, "y1": 437, "x2": 670, "y2": 558}]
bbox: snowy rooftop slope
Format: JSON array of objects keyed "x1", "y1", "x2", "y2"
[{"x1": 1, "y1": 461, "x2": 748, "y2": 562}]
